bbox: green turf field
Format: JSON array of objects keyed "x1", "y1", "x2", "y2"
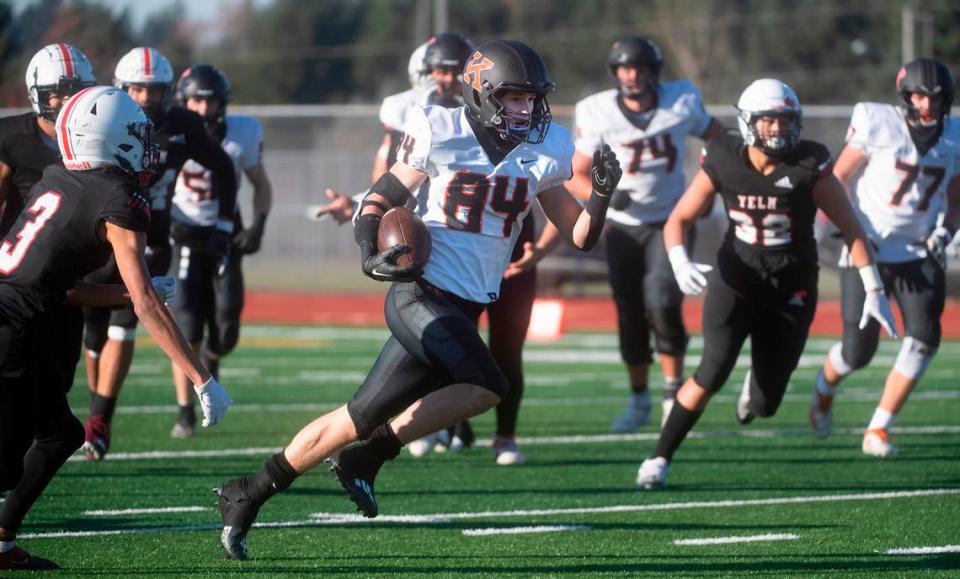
[{"x1": 11, "y1": 325, "x2": 960, "y2": 576}]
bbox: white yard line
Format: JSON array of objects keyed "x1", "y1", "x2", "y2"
[
  {"x1": 674, "y1": 533, "x2": 799, "y2": 546},
  {"x1": 19, "y1": 488, "x2": 959, "y2": 541},
  {"x1": 885, "y1": 545, "x2": 960, "y2": 555},
  {"x1": 83, "y1": 506, "x2": 210, "y2": 516},
  {"x1": 65, "y1": 425, "x2": 960, "y2": 463},
  {"x1": 462, "y1": 525, "x2": 591, "y2": 537}
]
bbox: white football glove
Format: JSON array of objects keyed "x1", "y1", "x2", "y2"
[
  {"x1": 668, "y1": 245, "x2": 713, "y2": 296},
  {"x1": 858, "y1": 265, "x2": 899, "y2": 338},
  {"x1": 151, "y1": 276, "x2": 177, "y2": 305},
  {"x1": 194, "y1": 377, "x2": 232, "y2": 427},
  {"x1": 926, "y1": 226, "x2": 953, "y2": 269}
]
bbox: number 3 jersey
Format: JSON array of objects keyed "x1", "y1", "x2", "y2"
[
  {"x1": 574, "y1": 81, "x2": 712, "y2": 226},
  {"x1": 701, "y1": 134, "x2": 832, "y2": 263},
  {"x1": 0, "y1": 165, "x2": 150, "y2": 329},
  {"x1": 401, "y1": 105, "x2": 573, "y2": 303},
  {"x1": 844, "y1": 103, "x2": 960, "y2": 263}
]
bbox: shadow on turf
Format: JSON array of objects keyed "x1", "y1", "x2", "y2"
[{"x1": 58, "y1": 553, "x2": 960, "y2": 575}]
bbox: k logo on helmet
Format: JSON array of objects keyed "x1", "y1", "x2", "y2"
[{"x1": 463, "y1": 52, "x2": 494, "y2": 92}]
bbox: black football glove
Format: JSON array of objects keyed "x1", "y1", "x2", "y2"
[
  {"x1": 362, "y1": 244, "x2": 421, "y2": 282},
  {"x1": 591, "y1": 144, "x2": 622, "y2": 197},
  {"x1": 233, "y1": 215, "x2": 267, "y2": 255}
]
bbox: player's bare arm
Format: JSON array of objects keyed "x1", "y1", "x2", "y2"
[
  {"x1": 565, "y1": 150, "x2": 595, "y2": 202},
  {"x1": 663, "y1": 169, "x2": 716, "y2": 296},
  {"x1": 503, "y1": 222, "x2": 561, "y2": 279},
  {"x1": 831, "y1": 145, "x2": 868, "y2": 196}
]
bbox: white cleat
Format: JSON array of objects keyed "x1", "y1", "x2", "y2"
[
  {"x1": 862, "y1": 428, "x2": 897, "y2": 457},
  {"x1": 432, "y1": 429, "x2": 452, "y2": 453},
  {"x1": 407, "y1": 433, "x2": 438, "y2": 458},
  {"x1": 493, "y1": 438, "x2": 526, "y2": 466},
  {"x1": 809, "y1": 373, "x2": 834, "y2": 439},
  {"x1": 611, "y1": 393, "x2": 652, "y2": 433},
  {"x1": 736, "y1": 370, "x2": 755, "y2": 425},
  {"x1": 636, "y1": 456, "x2": 670, "y2": 490}
]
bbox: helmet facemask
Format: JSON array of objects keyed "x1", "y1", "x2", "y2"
[
  {"x1": 740, "y1": 110, "x2": 802, "y2": 156},
  {"x1": 33, "y1": 77, "x2": 96, "y2": 123},
  {"x1": 481, "y1": 84, "x2": 552, "y2": 146}
]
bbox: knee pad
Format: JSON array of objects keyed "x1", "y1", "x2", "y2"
[
  {"x1": 107, "y1": 325, "x2": 136, "y2": 342},
  {"x1": 649, "y1": 307, "x2": 688, "y2": 356},
  {"x1": 828, "y1": 343, "x2": 853, "y2": 376},
  {"x1": 893, "y1": 337, "x2": 936, "y2": 380},
  {"x1": 84, "y1": 320, "x2": 108, "y2": 353}
]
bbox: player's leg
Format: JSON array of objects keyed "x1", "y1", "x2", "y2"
[
  {"x1": 169, "y1": 243, "x2": 215, "y2": 438},
  {"x1": 863, "y1": 259, "x2": 944, "y2": 457},
  {"x1": 745, "y1": 265, "x2": 818, "y2": 422},
  {"x1": 811, "y1": 265, "x2": 883, "y2": 438},
  {"x1": 205, "y1": 252, "x2": 245, "y2": 381},
  {"x1": 487, "y1": 265, "x2": 536, "y2": 465},
  {"x1": 638, "y1": 270, "x2": 751, "y2": 489},
  {"x1": 642, "y1": 223, "x2": 690, "y2": 426},
  {"x1": 605, "y1": 224, "x2": 655, "y2": 432}
]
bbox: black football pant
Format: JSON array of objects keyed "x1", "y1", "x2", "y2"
[
  {"x1": 839, "y1": 257, "x2": 945, "y2": 369},
  {"x1": 347, "y1": 279, "x2": 507, "y2": 440},
  {"x1": 487, "y1": 265, "x2": 536, "y2": 437},
  {"x1": 170, "y1": 242, "x2": 244, "y2": 356},
  {"x1": 0, "y1": 321, "x2": 84, "y2": 535},
  {"x1": 605, "y1": 222, "x2": 689, "y2": 367},
  {"x1": 693, "y1": 251, "x2": 818, "y2": 417}
]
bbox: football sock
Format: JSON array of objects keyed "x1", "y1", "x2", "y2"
[
  {"x1": 815, "y1": 369, "x2": 836, "y2": 397},
  {"x1": 0, "y1": 541, "x2": 14, "y2": 554},
  {"x1": 366, "y1": 424, "x2": 402, "y2": 462},
  {"x1": 653, "y1": 402, "x2": 702, "y2": 461},
  {"x1": 89, "y1": 393, "x2": 117, "y2": 423},
  {"x1": 630, "y1": 389, "x2": 651, "y2": 408},
  {"x1": 249, "y1": 452, "x2": 299, "y2": 504},
  {"x1": 178, "y1": 404, "x2": 196, "y2": 426},
  {"x1": 663, "y1": 377, "x2": 682, "y2": 399},
  {"x1": 867, "y1": 407, "x2": 894, "y2": 431}
]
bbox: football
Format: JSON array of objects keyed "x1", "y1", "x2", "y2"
[{"x1": 377, "y1": 206, "x2": 432, "y2": 269}]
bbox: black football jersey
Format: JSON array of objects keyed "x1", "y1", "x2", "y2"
[
  {"x1": 142, "y1": 106, "x2": 237, "y2": 246},
  {"x1": 0, "y1": 113, "x2": 62, "y2": 237},
  {"x1": 0, "y1": 165, "x2": 150, "y2": 328},
  {"x1": 702, "y1": 134, "x2": 832, "y2": 262}
]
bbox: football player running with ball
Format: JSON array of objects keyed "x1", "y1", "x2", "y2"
[
  {"x1": 214, "y1": 39, "x2": 621, "y2": 560},
  {"x1": 636, "y1": 79, "x2": 898, "y2": 490},
  {"x1": 0, "y1": 87, "x2": 230, "y2": 570},
  {"x1": 810, "y1": 59, "x2": 960, "y2": 457}
]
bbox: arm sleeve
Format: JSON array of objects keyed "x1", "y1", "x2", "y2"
[
  {"x1": 685, "y1": 84, "x2": 713, "y2": 137},
  {"x1": 700, "y1": 139, "x2": 723, "y2": 190},
  {"x1": 539, "y1": 131, "x2": 576, "y2": 192},
  {"x1": 186, "y1": 120, "x2": 238, "y2": 221},
  {"x1": 573, "y1": 99, "x2": 603, "y2": 156},
  {"x1": 239, "y1": 118, "x2": 264, "y2": 170}
]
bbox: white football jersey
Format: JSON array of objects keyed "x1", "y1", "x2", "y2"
[
  {"x1": 846, "y1": 102, "x2": 960, "y2": 262},
  {"x1": 402, "y1": 105, "x2": 573, "y2": 303},
  {"x1": 171, "y1": 115, "x2": 264, "y2": 227},
  {"x1": 574, "y1": 80, "x2": 712, "y2": 225}
]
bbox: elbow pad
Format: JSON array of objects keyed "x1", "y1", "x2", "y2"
[{"x1": 369, "y1": 172, "x2": 411, "y2": 207}]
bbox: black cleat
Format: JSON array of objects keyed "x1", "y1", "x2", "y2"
[
  {"x1": 0, "y1": 545, "x2": 60, "y2": 570},
  {"x1": 327, "y1": 445, "x2": 380, "y2": 518},
  {"x1": 214, "y1": 478, "x2": 261, "y2": 560}
]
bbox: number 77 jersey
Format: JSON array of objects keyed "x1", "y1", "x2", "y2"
[
  {"x1": 846, "y1": 102, "x2": 960, "y2": 263},
  {"x1": 399, "y1": 105, "x2": 573, "y2": 303}
]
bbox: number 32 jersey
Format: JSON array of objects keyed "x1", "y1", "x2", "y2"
[
  {"x1": 702, "y1": 134, "x2": 832, "y2": 263},
  {"x1": 845, "y1": 103, "x2": 960, "y2": 263},
  {"x1": 401, "y1": 105, "x2": 573, "y2": 303}
]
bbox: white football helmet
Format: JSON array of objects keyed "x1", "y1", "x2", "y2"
[
  {"x1": 25, "y1": 43, "x2": 97, "y2": 122},
  {"x1": 56, "y1": 86, "x2": 158, "y2": 175},
  {"x1": 113, "y1": 47, "x2": 175, "y2": 117},
  {"x1": 736, "y1": 78, "x2": 803, "y2": 155},
  {"x1": 407, "y1": 41, "x2": 432, "y2": 91}
]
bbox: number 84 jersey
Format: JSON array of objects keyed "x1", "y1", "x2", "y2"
[
  {"x1": 701, "y1": 133, "x2": 832, "y2": 263},
  {"x1": 400, "y1": 105, "x2": 573, "y2": 303},
  {"x1": 845, "y1": 103, "x2": 960, "y2": 263}
]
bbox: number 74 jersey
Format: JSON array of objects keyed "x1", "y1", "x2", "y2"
[
  {"x1": 400, "y1": 105, "x2": 573, "y2": 303},
  {"x1": 846, "y1": 102, "x2": 960, "y2": 263}
]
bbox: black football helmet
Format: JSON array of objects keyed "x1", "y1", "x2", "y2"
[
  {"x1": 607, "y1": 36, "x2": 663, "y2": 99},
  {"x1": 423, "y1": 32, "x2": 474, "y2": 73},
  {"x1": 176, "y1": 64, "x2": 231, "y2": 125},
  {"x1": 461, "y1": 39, "x2": 555, "y2": 146},
  {"x1": 896, "y1": 58, "x2": 954, "y2": 127}
]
